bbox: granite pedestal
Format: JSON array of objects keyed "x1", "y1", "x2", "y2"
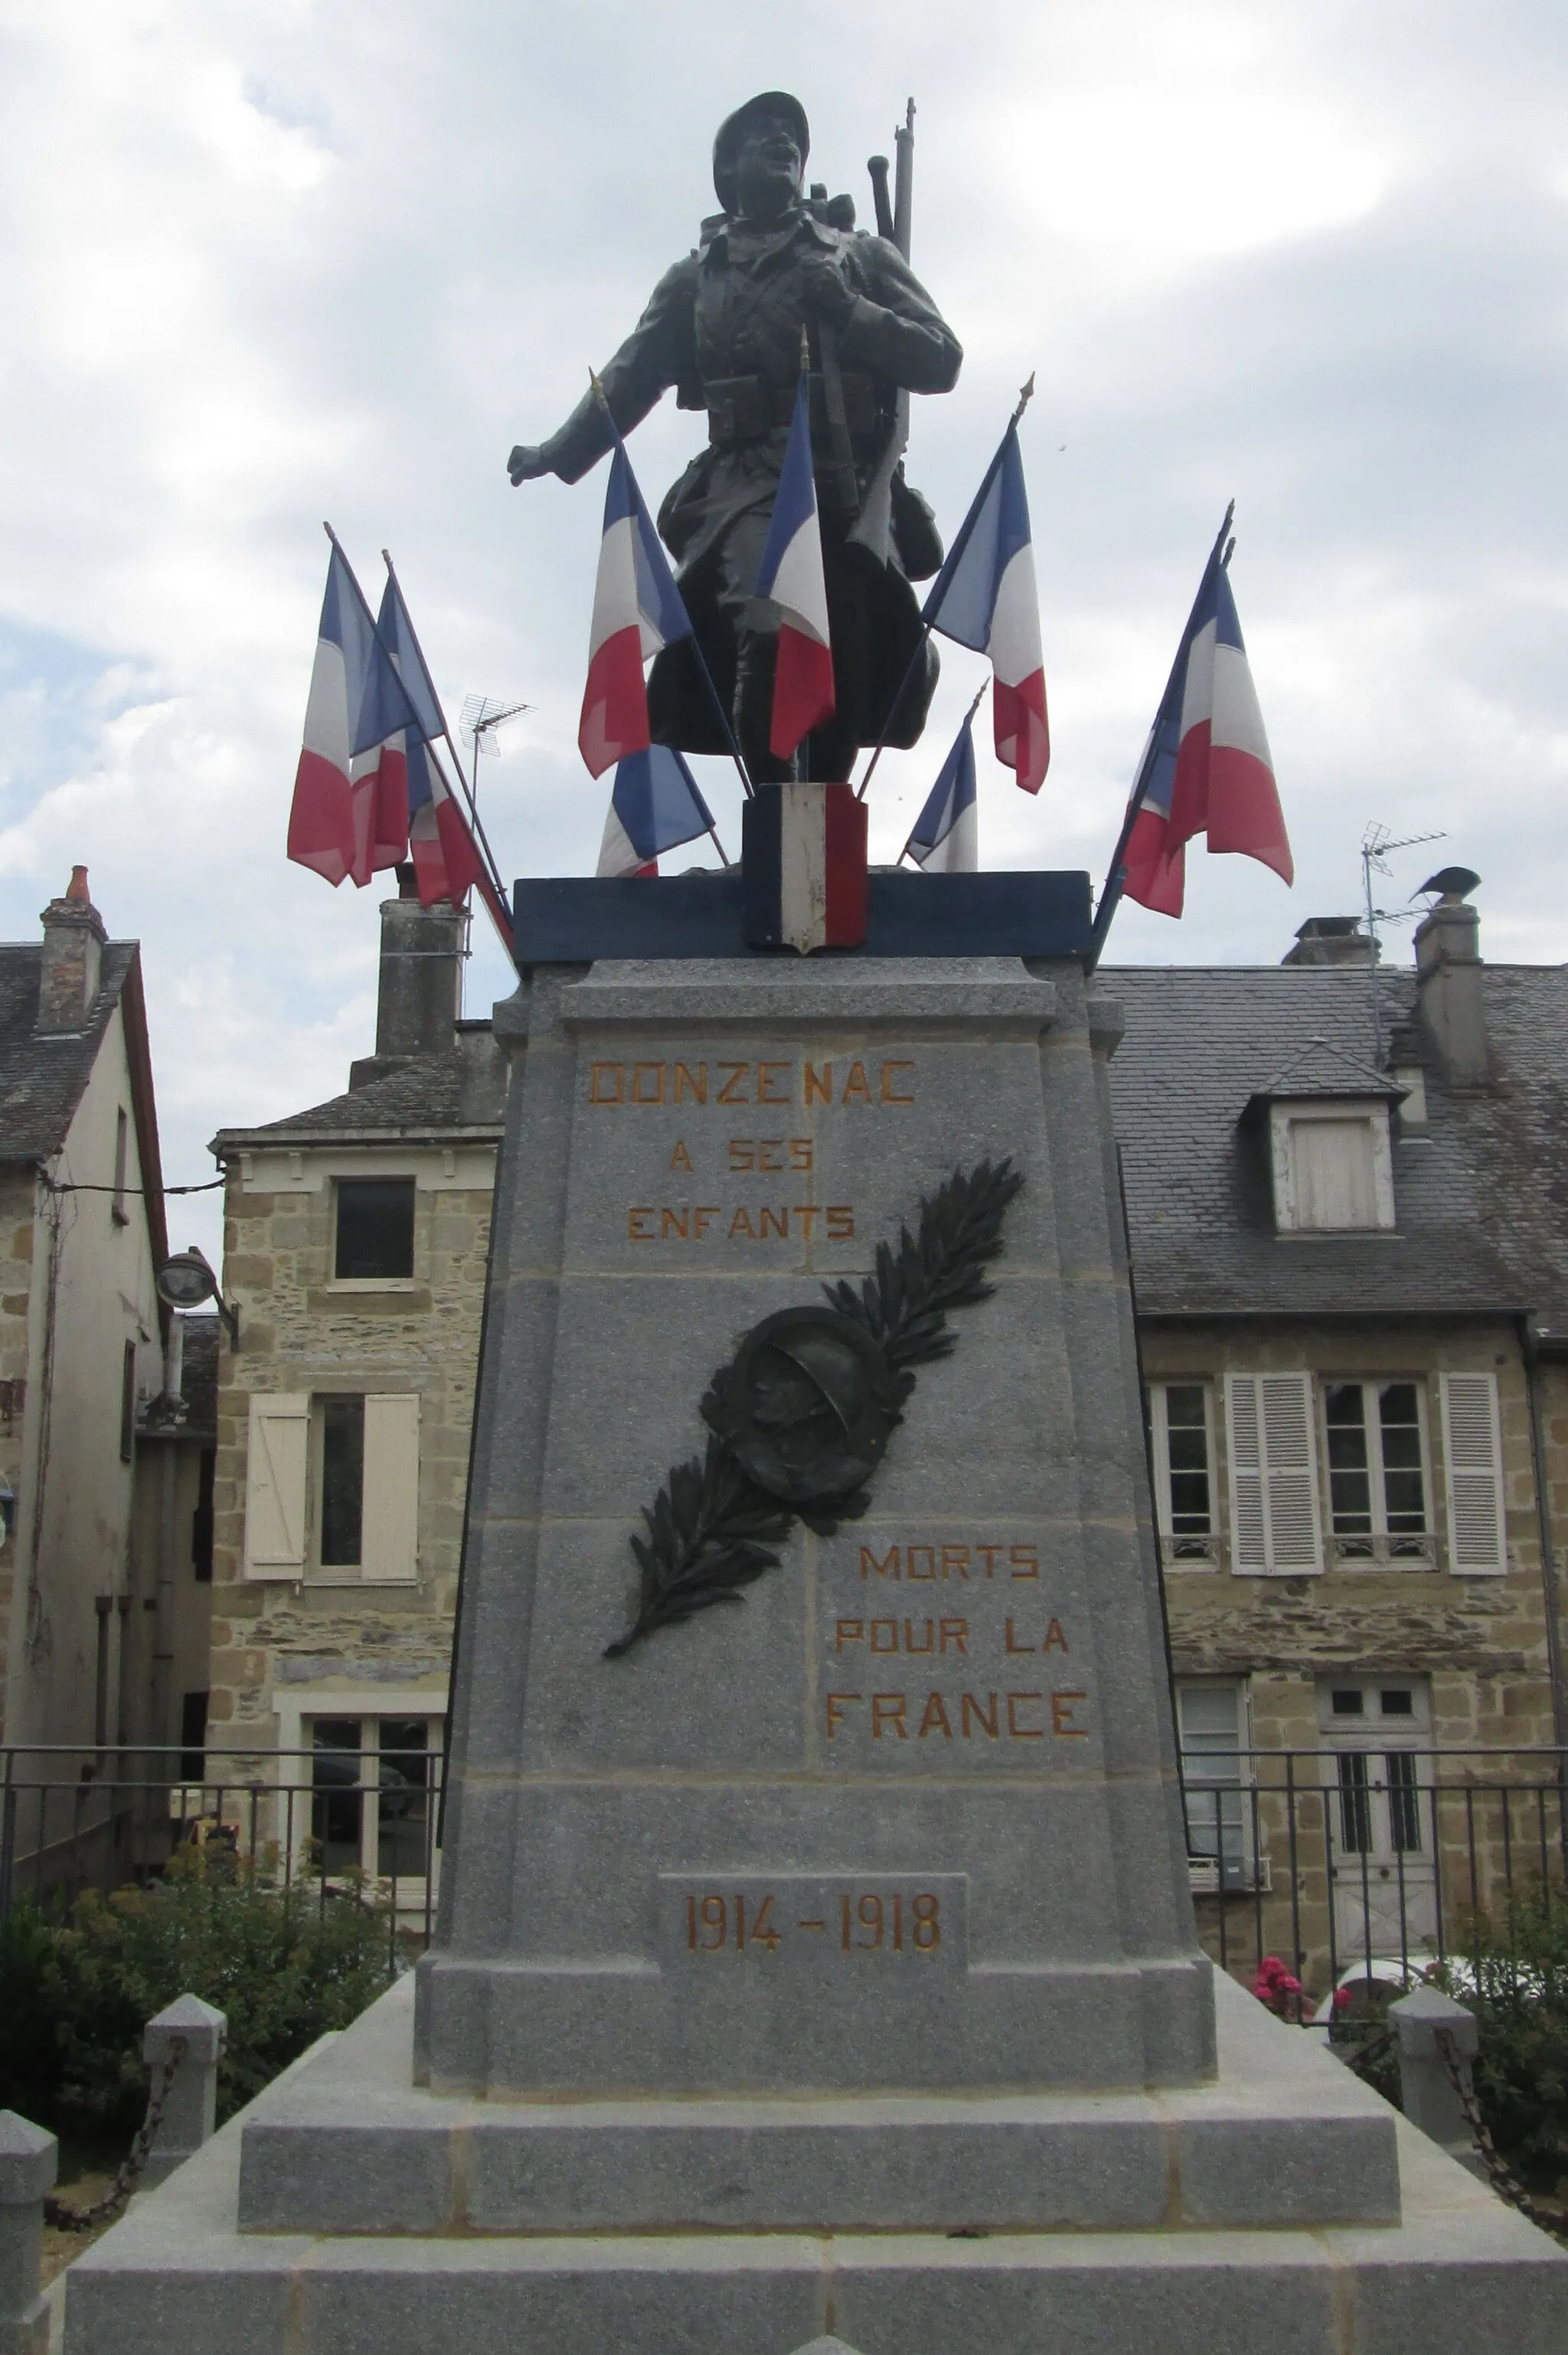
[{"x1": 64, "y1": 948, "x2": 1568, "y2": 2351}]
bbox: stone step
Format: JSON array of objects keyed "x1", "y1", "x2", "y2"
[
  {"x1": 65, "y1": 2105, "x2": 1568, "y2": 2355},
  {"x1": 234, "y1": 1974, "x2": 1403, "y2": 2236}
]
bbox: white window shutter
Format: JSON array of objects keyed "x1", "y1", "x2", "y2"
[
  {"x1": 361, "y1": 1393, "x2": 420, "y2": 1583},
  {"x1": 1226, "y1": 1373, "x2": 1321, "y2": 1573},
  {"x1": 243, "y1": 1393, "x2": 309, "y2": 1578},
  {"x1": 1440, "y1": 1373, "x2": 1507, "y2": 1574},
  {"x1": 1259, "y1": 1373, "x2": 1322, "y2": 1569},
  {"x1": 1226, "y1": 1377, "x2": 1269, "y2": 1571}
]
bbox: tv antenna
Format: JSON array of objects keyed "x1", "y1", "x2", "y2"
[
  {"x1": 1360, "y1": 822, "x2": 1446, "y2": 1066},
  {"x1": 460, "y1": 694, "x2": 531, "y2": 812}
]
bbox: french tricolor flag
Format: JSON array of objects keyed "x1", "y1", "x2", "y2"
[
  {"x1": 905, "y1": 695, "x2": 980, "y2": 872},
  {"x1": 580, "y1": 443, "x2": 694, "y2": 778},
  {"x1": 1119, "y1": 550, "x2": 1292, "y2": 918},
  {"x1": 754, "y1": 377, "x2": 835, "y2": 763},
  {"x1": 288, "y1": 544, "x2": 413, "y2": 888},
  {"x1": 923, "y1": 425, "x2": 1048, "y2": 795},
  {"x1": 373, "y1": 575, "x2": 488, "y2": 915},
  {"x1": 597, "y1": 744, "x2": 717, "y2": 878}
]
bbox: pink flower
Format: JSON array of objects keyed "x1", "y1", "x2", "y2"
[{"x1": 1332, "y1": 1987, "x2": 1354, "y2": 2012}]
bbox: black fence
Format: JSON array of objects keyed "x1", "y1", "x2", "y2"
[
  {"x1": 5, "y1": 1737, "x2": 1563, "y2": 2011},
  {"x1": 0, "y1": 1741, "x2": 446, "y2": 1963},
  {"x1": 1181, "y1": 1745, "x2": 1568, "y2": 2007}
]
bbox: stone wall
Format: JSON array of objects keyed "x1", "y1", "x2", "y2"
[
  {"x1": 206, "y1": 1145, "x2": 495, "y2": 1744},
  {"x1": 1143, "y1": 1313, "x2": 1565, "y2": 1992},
  {"x1": 0, "y1": 1172, "x2": 34, "y2": 1745},
  {"x1": 1144, "y1": 1315, "x2": 1558, "y2": 1741}
]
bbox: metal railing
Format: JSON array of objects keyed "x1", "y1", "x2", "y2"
[
  {"x1": 7, "y1": 1736, "x2": 1561, "y2": 2011},
  {"x1": 0, "y1": 1742, "x2": 446, "y2": 1963},
  {"x1": 1180, "y1": 1745, "x2": 1568, "y2": 2005}
]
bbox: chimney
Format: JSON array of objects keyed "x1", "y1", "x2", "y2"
[
  {"x1": 1281, "y1": 916, "x2": 1376, "y2": 968},
  {"x1": 1413, "y1": 867, "x2": 1487, "y2": 1087},
  {"x1": 36, "y1": 866, "x2": 106, "y2": 1034},
  {"x1": 349, "y1": 866, "x2": 463, "y2": 1087}
]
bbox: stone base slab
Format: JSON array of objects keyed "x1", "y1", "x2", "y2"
[
  {"x1": 237, "y1": 1974, "x2": 1401, "y2": 2236},
  {"x1": 64, "y1": 2099, "x2": 1568, "y2": 2355}
]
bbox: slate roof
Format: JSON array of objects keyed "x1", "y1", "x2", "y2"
[
  {"x1": 212, "y1": 1050, "x2": 504, "y2": 1153},
  {"x1": 0, "y1": 940, "x2": 139, "y2": 1163},
  {"x1": 1104, "y1": 960, "x2": 1568, "y2": 1329},
  {"x1": 179, "y1": 1314, "x2": 220, "y2": 1436}
]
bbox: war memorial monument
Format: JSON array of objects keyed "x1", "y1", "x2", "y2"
[{"x1": 63, "y1": 90, "x2": 1568, "y2": 2355}]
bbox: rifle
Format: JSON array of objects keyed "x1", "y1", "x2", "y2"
[
  {"x1": 808, "y1": 178, "x2": 861, "y2": 524},
  {"x1": 851, "y1": 100, "x2": 916, "y2": 560}
]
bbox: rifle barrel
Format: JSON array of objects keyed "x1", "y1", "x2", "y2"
[
  {"x1": 867, "y1": 154, "x2": 895, "y2": 242},
  {"x1": 893, "y1": 98, "x2": 915, "y2": 260}
]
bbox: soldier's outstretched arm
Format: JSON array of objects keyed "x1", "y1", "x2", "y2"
[
  {"x1": 507, "y1": 256, "x2": 698, "y2": 488},
  {"x1": 835, "y1": 238, "x2": 962, "y2": 397}
]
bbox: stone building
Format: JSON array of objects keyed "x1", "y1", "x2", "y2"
[
  {"x1": 204, "y1": 864, "x2": 1566, "y2": 1981},
  {"x1": 206, "y1": 872, "x2": 505, "y2": 1892},
  {"x1": 0, "y1": 869, "x2": 170, "y2": 1759},
  {"x1": 1109, "y1": 875, "x2": 1568, "y2": 1979}
]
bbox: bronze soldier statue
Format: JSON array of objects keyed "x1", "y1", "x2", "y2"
[{"x1": 508, "y1": 92, "x2": 962, "y2": 783}]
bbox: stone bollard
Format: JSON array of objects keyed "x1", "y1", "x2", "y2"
[
  {"x1": 1389, "y1": 1986, "x2": 1486, "y2": 2181},
  {"x1": 142, "y1": 1996, "x2": 227, "y2": 2190},
  {"x1": 0, "y1": 2111, "x2": 57, "y2": 2355}
]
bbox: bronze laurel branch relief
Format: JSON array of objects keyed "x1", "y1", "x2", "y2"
[{"x1": 604, "y1": 1159, "x2": 1024, "y2": 1659}]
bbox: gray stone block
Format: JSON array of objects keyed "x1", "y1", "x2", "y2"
[
  {"x1": 0, "y1": 2112, "x2": 55, "y2": 2355},
  {"x1": 61, "y1": 2080, "x2": 1568, "y2": 2355},
  {"x1": 234, "y1": 1966, "x2": 1396, "y2": 2238},
  {"x1": 430, "y1": 955, "x2": 1217, "y2": 2100},
  {"x1": 142, "y1": 1994, "x2": 225, "y2": 2189}
]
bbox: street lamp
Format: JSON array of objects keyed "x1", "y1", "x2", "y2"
[{"x1": 155, "y1": 1248, "x2": 240, "y2": 1350}]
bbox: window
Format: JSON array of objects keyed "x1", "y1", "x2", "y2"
[
  {"x1": 334, "y1": 1178, "x2": 416, "y2": 1280},
  {"x1": 242, "y1": 1392, "x2": 420, "y2": 1583},
  {"x1": 119, "y1": 1339, "x2": 138, "y2": 1463},
  {"x1": 309, "y1": 1716, "x2": 436, "y2": 1886},
  {"x1": 1439, "y1": 1372, "x2": 1507, "y2": 1575},
  {"x1": 1148, "y1": 1383, "x2": 1216, "y2": 1563},
  {"x1": 111, "y1": 1107, "x2": 130, "y2": 1225},
  {"x1": 1268, "y1": 1100, "x2": 1395, "y2": 1233},
  {"x1": 191, "y1": 1448, "x2": 215, "y2": 1583},
  {"x1": 179, "y1": 1690, "x2": 209, "y2": 1781},
  {"x1": 320, "y1": 1397, "x2": 365, "y2": 1566},
  {"x1": 1322, "y1": 1381, "x2": 1432, "y2": 1561},
  {"x1": 1175, "y1": 1683, "x2": 1259, "y2": 1890},
  {"x1": 1225, "y1": 1372, "x2": 1323, "y2": 1573}
]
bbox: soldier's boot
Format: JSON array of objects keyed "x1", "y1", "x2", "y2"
[{"x1": 733, "y1": 629, "x2": 793, "y2": 784}]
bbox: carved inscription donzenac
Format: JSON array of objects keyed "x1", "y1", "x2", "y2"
[{"x1": 588, "y1": 1057, "x2": 916, "y2": 1245}]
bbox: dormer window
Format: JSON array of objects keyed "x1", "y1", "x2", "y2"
[{"x1": 1266, "y1": 1098, "x2": 1396, "y2": 1233}]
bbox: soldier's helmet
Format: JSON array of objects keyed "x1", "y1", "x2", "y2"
[{"x1": 712, "y1": 91, "x2": 810, "y2": 212}]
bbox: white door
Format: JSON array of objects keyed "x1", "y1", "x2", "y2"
[{"x1": 1318, "y1": 1678, "x2": 1436, "y2": 1962}]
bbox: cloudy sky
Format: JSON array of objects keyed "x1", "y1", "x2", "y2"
[{"x1": 2, "y1": 0, "x2": 1565, "y2": 1262}]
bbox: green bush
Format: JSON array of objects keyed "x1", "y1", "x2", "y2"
[
  {"x1": 0, "y1": 1856, "x2": 403, "y2": 2134},
  {"x1": 0, "y1": 1896, "x2": 62, "y2": 2121},
  {"x1": 1438, "y1": 1887, "x2": 1568, "y2": 2188}
]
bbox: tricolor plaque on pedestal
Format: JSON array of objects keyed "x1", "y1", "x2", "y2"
[{"x1": 742, "y1": 781, "x2": 868, "y2": 952}]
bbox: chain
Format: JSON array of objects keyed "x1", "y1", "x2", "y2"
[
  {"x1": 44, "y1": 2035, "x2": 189, "y2": 2233},
  {"x1": 1433, "y1": 2027, "x2": 1564, "y2": 2242}
]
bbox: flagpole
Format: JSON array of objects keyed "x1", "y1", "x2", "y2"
[
  {"x1": 856, "y1": 375, "x2": 1035, "y2": 804},
  {"x1": 377, "y1": 547, "x2": 515, "y2": 922},
  {"x1": 897, "y1": 678, "x2": 988, "y2": 866},
  {"x1": 1085, "y1": 500, "x2": 1235, "y2": 972},
  {"x1": 589, "y1": 374, "x2": 755, "y2": 802}
]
